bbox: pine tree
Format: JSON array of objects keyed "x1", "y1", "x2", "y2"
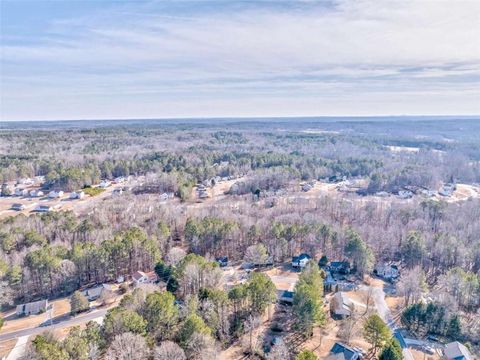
[
  {"x1": 363, "y1": 314, "x2": 391, "y2": 354},
  {"x1": 379, "y1": 338, "x2": 402, "y2": 360}
]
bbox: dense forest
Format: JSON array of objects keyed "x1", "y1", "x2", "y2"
[{"x1": 1, "y1": 117, "x2": 479, "y2": 359}]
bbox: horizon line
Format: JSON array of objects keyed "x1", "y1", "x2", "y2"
[{"x1": 2, "y1": 114, "x2": 480, "y2": 123}]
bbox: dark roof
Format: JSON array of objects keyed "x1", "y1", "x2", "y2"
[
  {"x1": 216, "y1": 256, "x2": 228, "y2": 262},
  {"x1": 292, "y1": 253, "x2": 311, "y2": 262},
  {"x1": 330, "y1": 343, "x2": 361, "y2": 360},
  {"x1": 393, "y1": 330, "x2": 407, "y2": 348},
  {"x1": 330, "y1": 261, "x2": 350, "y2": 268}
]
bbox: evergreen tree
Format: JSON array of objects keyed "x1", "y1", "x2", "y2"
[
  {"x1": 143, "y1": 291, "x2": 178, "y2": 340},
  {"x1": 178, "y1": 313, "x2": 211, "y2": 346},
  {"x1": 363, "y1": 314, "x2": 391, "y2": 354},
  {"x1": 246, "y1": 272, "x2": 276, "y2": 315},
  {"x1": 292, "y1": 262, "x2": 326, "y2": 337},
  {"x1": 379, "y1": 338, "x2": 402, "y2": 360}
]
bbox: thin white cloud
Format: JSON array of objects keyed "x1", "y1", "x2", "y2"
[{"x1": 1, "y1": 0, "x2": 479, "y2": 120}]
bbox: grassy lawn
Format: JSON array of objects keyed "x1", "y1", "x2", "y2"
[{"x1": 83, "y1": 187, "x2": 106, "y2": 197}]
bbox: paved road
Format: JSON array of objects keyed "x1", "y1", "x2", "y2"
[
  {"x1": 5, "y1": 335, "x2": 29, "y2": 360},
  {"x1": 0, "y1": 309, "x2": 107, "y2": 342},
  {"x1": 360, "y1": 284, "x2": 415, "y2": 360}
]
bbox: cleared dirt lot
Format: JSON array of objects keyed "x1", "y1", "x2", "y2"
[
  {"x1": 0, "y1": 338, "x2": 17, "y2": 358},
  {"x1": 0, "y1": 297, "x2": 72, "y2": 336},
  {"x1": 265, "y1": 266, "x2": 299, "y2": 291}
]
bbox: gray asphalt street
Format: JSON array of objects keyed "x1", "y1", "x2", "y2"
[{"x1": 0, "y1": 309, "x2": 107, "y2": 342}]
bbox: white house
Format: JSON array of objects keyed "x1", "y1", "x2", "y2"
[
  {"x1": 30, "y1": 190, "x2": 44, "y2": 197},
  {"x1": 374, "y1": 263, "x2": 400, "y2": 281},
  {"x1": 132, "y1": 271, "x2": 158, "y2": 286},
  {"x1": 70, "y1": 191, "x2": 85, "y2": 199},
  {"x1": 398, "y1": 190, "x2": 413, "y2": 199},
  {"x1": 16, "y1": 299, "x2": 49, "y2": 316},
  {"x1": 99, "y1": 180, "x2": 111, "y2": 189},
  {"x1": 48, "y1": 190, "x2": 64, "y2": 198},
  {"x1": 291, "y1": 253, "x2": 312, "y2": 269},
  {"x1": 18, "y1": 178, "x2": 34, "y2": 186},
  {"x1": 82, "y1": 284, "x2": 115, "y2": 301},
  {"x1": 14, "y1": 188, "x2": 29, "y2": 197}
]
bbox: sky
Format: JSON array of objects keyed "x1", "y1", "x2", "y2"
[{"x1": 1, "y1": 0, "x2": 479, "y2": 121}]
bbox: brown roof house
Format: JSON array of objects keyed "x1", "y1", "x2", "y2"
[{"x1": 132, "y1": 271, "x2": 158, "y2": 286}]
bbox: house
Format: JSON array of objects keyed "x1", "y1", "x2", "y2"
[
  {"x1": 330, "y1": 261, "x2": 351, "y2": 274},
  {"x1": 330, "y1": 292, "x2": 354, "y2": 318},
  {"x1": 398, "y1": 190, "x2": 413, "y2": 199},
  {"x1": 301, "y1": 183, "x2": 313, "y2": 192},
  {"x1": 216, "y1": 257, "x2": 228, "y2": 267},
  {"x1": 443, "y1": 341, "x2": 473, "y2": 360},
  {"x1": 325, "y1": 342, "x2": 363, "y2": 360},
  {"x1": 278, "y1": 290, "x2": 294, "y2": 304},
  {"x1": 198, "y1": 190, "x2": 209, "y2": 199},
  {"x1": 160, "y1": 193, "x2": 170, "y2": 201},
  {"x1": 48, "y1": 190, "x2": 64, "y2": 198},
  {"x1": 99, "y1": 180, "x2": 111, "y2": 189},
  {"x1": 35, "y1": 204, "x2": 60, "y2": 212},
  {"x1": 374, "y1": 263, "x2": 399, "y2": 281},
  {"x1": 132, "y1": 271, "x2": 158, "y2": 286},
  {"x1": 14, "y1": 188, "x2": 29, "y2": 197},
  {"x1": 18, "y1": 178, "x2": 34, "y2": 186},
  {"x1": 292, "y1": 253, "x2": 312, "y2": 269},
  {"x1": 16, "y1": 299, "x2": 49, "y2": 316},
  {"x1": 1, "y1": 183, "x2": 14, "y2": 196},
  {"x1": 420, "y1": 189, "x2": 436, "y2": 197},
  {"x1": 70, "y1": 191, "x2": 85, "y2": 199},
  {"x1": 439, "y1": 184, "x2": 455, "y2": 197},
  {"x1": 11, "y1": 203, "x2": 26, "y2": 211},
  {"x1": 30, "y1": 190, "x2": 44, "y2": 197},
  {"x1": 82, "y1": 284, "x2": 115, "y2": 301}
]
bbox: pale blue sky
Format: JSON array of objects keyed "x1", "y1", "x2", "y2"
[{"x1": 1, "y1": 0, "x2": 479, "y2": 120}]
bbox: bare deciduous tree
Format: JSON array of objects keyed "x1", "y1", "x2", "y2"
[
  {"x1": 154, "y1": 341, "x2": 186, "y2": 360},
  {"x1": 105, "y1": 332, "x2": 150, "y2": 360}
]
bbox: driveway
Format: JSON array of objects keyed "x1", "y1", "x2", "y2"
[{"x1": 360, "y1": 284, "x2": 414, "y2": 360}]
